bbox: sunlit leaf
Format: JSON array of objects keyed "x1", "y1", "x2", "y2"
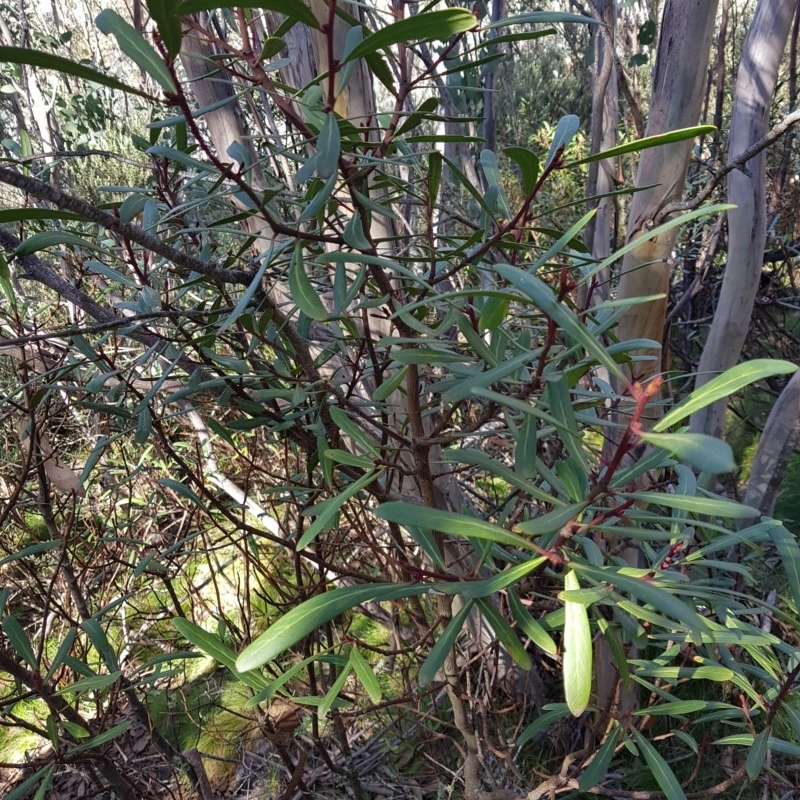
[
  {"x1": 178, "y1": 0, "x2": 320, "y2": 29},
  {"x1": 345, "y1": 9, "x2": 477, "y2": 63},
  {"x1": 236, "y1": 584, "x2": 430, "y2": 671},
  {"x1": 654, "y1": 360, "x2": 798, "y2": 432},
  {"x1": 563, "y1": 570, "x2": 592, "y2": 716}
]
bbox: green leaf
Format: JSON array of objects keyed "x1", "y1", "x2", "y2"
[
  {"x1": 545, "y1": 114, "x2": 580, "y2": 168},
  {"x1": 297, "y1": 469, "x2": 378, "y2": 550},
  {"x1": 236, "y1": 583, "x2": 429, "y2": 671},
  {"x1": 2, "y1": 616, "x2": 37, "y2": 669},
  {"x1": 508, "y1": 590, "x2": 557, "y2": 655},
  {"x1": 569, "y1": 126, "x2": 717, "y2": 168},
  {"x1": 316, "y1": 113, "x2": 341, "y2": 178},
  {"x1": 0, "y1": 46, "x2": 153, "y2": 99},
  {"x1": 56, "y1": 671, "x2": 121, "y2": 696},
  {"x1": 504, "y1": 146, "x2": 539, "y2": 195},
  {"x1": 173, "y1": 618, "x2": 269, "y2": 691},
  {"x1": 375, "y1": 502, "x2": 539, "y2": 552},
  {"x1": 488, "y1": 12, "x2": 594, "y2": 28},
  {"x1": 654, "y1": 360, "x2": 798, "y2": 432},
  {"x1": 494, "y1": 263, "x2": 623, "y2": 380},
  {"x1": 768, "y1": 523, "x2": 800, "y2": 615},
  {"x1": 345, "y1": 9, "x2": 477, "y2": 63},
  {"x1": 748, "y1": 728, "x2": 771, "y2": 779},
  {"x1": 350, "y1": 646, "x2": 381, "y2": 703},
  {"x1": 579, "y1": 725, "x2": 621, "y2": 791},
  {"x1": 96, "y1": 10, "x2": 176, "y2": 93},
  {"x1": 69, "y1": 721, "x2": 130, "y2": 754},
  {"x1": 318, "y1": 657, "x2": 352, "y2": 720},
  {"x1": 44, "y1": 629, "x2": 77, "y2": 683},
  {"x1": 290, "y1": 242, "x2": 328, "y2": 321},
  {"x1": 61, "y1": 720, "x2": 91, "y2": 739},
  {"x1": 2, "y1": 765, "x2": 54, "y2": 800},
  {"x1": 419, "y1": 601, "x2": 473, "y2": 685},
  {"x1": 476, "y1": 597, "x2": 532, "y2": 670},
  {"x1": 146, "y1": 0, "x2": 183, "y2": 58},
  {"x1": 514, "y1": 503, "x2": 586, "y2": 536},
  {"x1": 372, "y1": 365, "x2": 408, "y2": 402},
  {"x1": 178, "y1": 0, "x2": 320, "y2": 30},
  {"x1": 327, "y1": 406, "x2": 380, "y2": 456},
  {"x1": 15, "y1": 231, "x2": 103, "y2": 256},
  {"x1": 629, "y1": 726, "x2": 686, "y2": 800},
  {"x1": 563, "y1": 570, "x2": 592, "y2": 716},
  {"x1": 622, "y1": 491, "x2": 759, "y2": 519},
  {"x1": 637, "y1": 432, "x2": 736, "y2": 474},
  {"x1": 518, "y1": 704, "x2": 571, "y2": 747},
  {"x1": 573, "y1": 563, "x2": 709, "y2": 634}
]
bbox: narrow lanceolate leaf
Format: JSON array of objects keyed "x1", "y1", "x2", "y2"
[
  {"x1": 562, "y1": 570, "x2": 591, "y2": 717},
  {"x1": 579, "y1": 725, "x2": 621, "y2": 791},
  {"x1": 178, "y1": 0, "x2": 320, "y2": 30},
  {"x1": 746, "y1": 728, "x2": 770, "y2": 779},
  {"x1": 16, "y1": 232, "x2": 103, "y2": 256},
  {"x1": 236, "y1": 583, "x2": 430, "y2": 671},
  {"x1": 375, "y1": 502, "x2": 539, "y2": 552},
  {"x1": 2, "y1": 616, "x2": 37, "y2": 669},
  {"x1": 569, "y1": 126, "x2": 717, "y2": 167},
  {"x1": 629, "y1": 726, "x2": 687, "y2": 800},
  {"x1": 654, "y1": 359, "x2": 798, "y2": 432},
  {"x1": 419, "y1": 601, "x2": 473, "y2": 685},
  {"x1": 637, "y1": 432, "x2": 736, "y2": 474},
  {"x1": 145, "y1": 0, "x2": 183, "y2": 58},
  {"x1": 290, "y1": 243, "x2": 328, "y2": 320},
  {"x1": 545, "y1": 114, "x2": 580, "y2": 168},
  {"x1": 768, "y1": 523, "x2": 800, "y2": 615},
  {"x1": 96, "y1": 10, "x2": 176, "y2": 93},
  {"x1": 350, "y1": 646, "x2": 382, "y2": 703},
  {"x1": 345, "y1": 9, "x2": 477, "y2": 63},
  {"x1": 0, "y1": 47, "x2": 153, "y2": 99},
  {"x1": 622, "y1": 491, "x2": 759, "y2": 519},
  {"x1": 494, "y1": 264, "x2": 623, "y2": 380},
  {"x1": 476, "y1": 597, "x2": 532, "y2": 670},
  {"x1": 316, "y1": 113, "x2": 341, "y2": 179},
  {"x1": 508, "y1": 590, "x2": 557, "y2": 655}
]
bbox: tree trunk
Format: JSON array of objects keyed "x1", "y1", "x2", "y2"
[
  {"x1": 615, "y1": 0, "x2": 718, "y2": 391},
  {"x1": 691, "y1": 0, "x2": 798, "y2": 439}
]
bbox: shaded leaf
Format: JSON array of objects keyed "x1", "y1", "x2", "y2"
[
  {"x1": 2, "y1": 616, "x2": 37, "y2": 669},
  {"x1": 96, "y1": 10, "x2": 175, "y2": 93},
  {"x1": 629, "y1": 726, "x2": 686, "y2": 800},
  {"x1": 637, "y1": 431, "x2": 736, "y2": 474},
  {"x1": 0, "y1": 46, "x2": 152, "y2": 99},
  {"x1": 419, "y1": 601, "x2": 473, "y2": 685},
  {"x1": 179, "y1": 0, "x2": 319, "y2": 29},
  {"x1": 290, "y1": 243, "x2": 328, "y2": 320},
  {"x1": 508, "y1": 590, "x2": 557, "y2": 654},
  {"x1": 350, "y1": 646, "x2": 382, "y2": 703},
  {"x1": 545, "y1": 114, "x2": 580, "y2": 168}
]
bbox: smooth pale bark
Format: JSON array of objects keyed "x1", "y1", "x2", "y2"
[
  {"x1": 615, "y1": 0, "x2": 718, "y2": 388},
  {"x1": 744, "y1": 371, "x2": 800, "y2": 515},
  {"x1": 691, "y1": 0, "x2": 798, "y2": 439},
  {"x1": 582, "y1": 0, "x2": 618, "y2": 304}
]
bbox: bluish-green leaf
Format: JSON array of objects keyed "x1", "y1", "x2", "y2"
[
  {"x1": 96, "y1": 10, "x2": 176, "y2": 93},
  {"x1": 768, "y1": 523, "x2": 800, "y2": 614},
  {"x1": 579, "y1": 725, "x2": 621, "y2": 790},
  {"x1": 290, "y1": 242, "x2": 328, "y2": 320},
  {"x1": 545, "y1": 114, "x2": 580, "y2": 168},
  {"x1": 637, "y1": 431, "x2": 736, "y2": 474},
  {"x1": 503, "y1": 146, "x2": 540, "y2": 195},
  {"x1": 622, "y1": 491, "x2": 759, "y2": 519},
  {"x1": 16, "y1": 231, "x2": 103, "y2": 256},
  {"x1": 495, "y1": 264, "x2": 623, "y2": 380},
  {"x1": 316, "y1": 113, "x2": 341, "y2": 178}
]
